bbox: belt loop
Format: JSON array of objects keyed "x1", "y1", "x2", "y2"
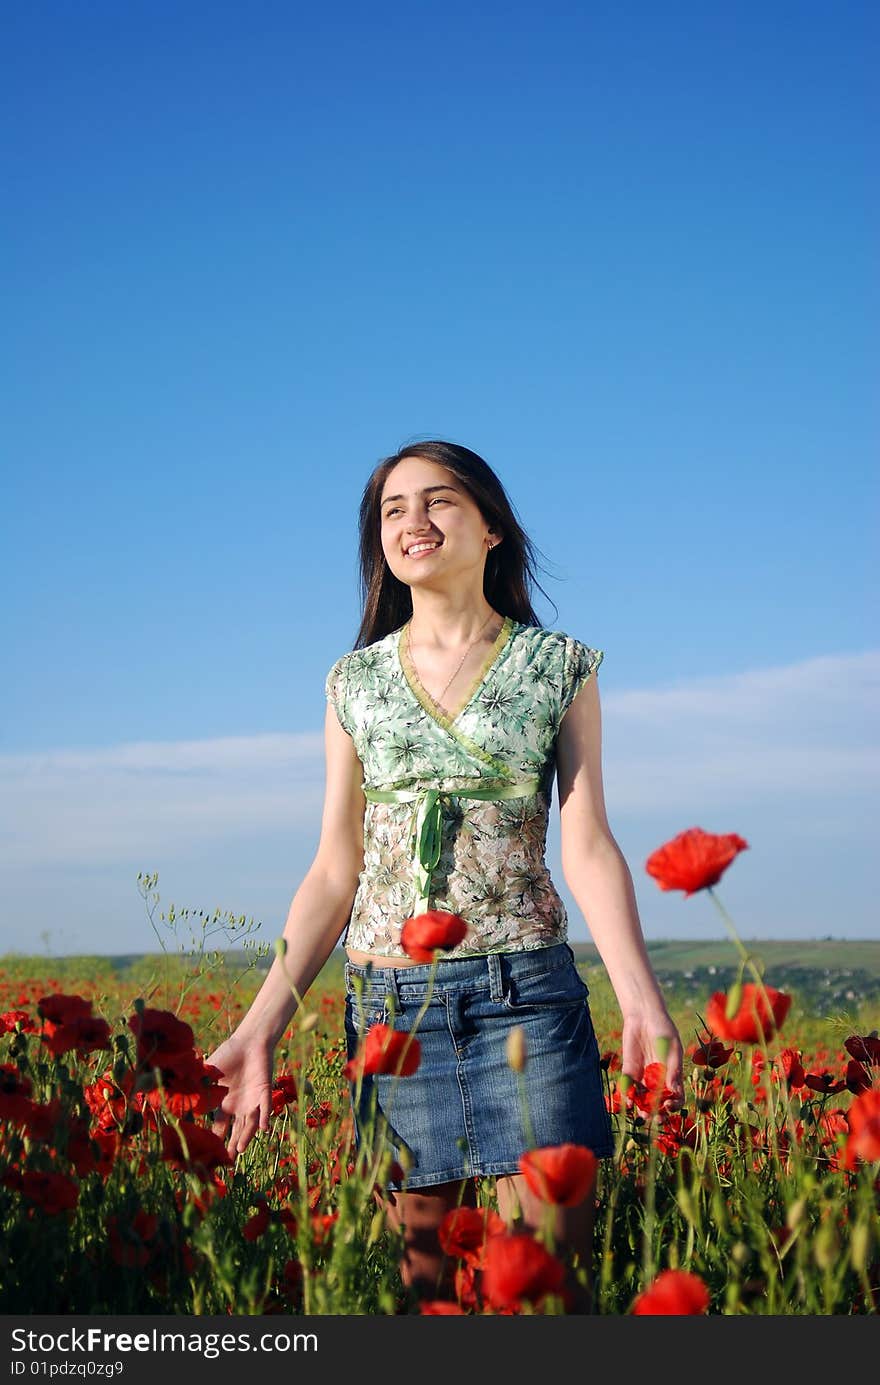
[
  {"x1": 385, "y1": 965, "x2": 401, "y2": 1009},
  {"x1": 487, "y1": 951, "x2": 505, "y2": 1003}
]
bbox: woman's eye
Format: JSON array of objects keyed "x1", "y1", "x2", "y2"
[{"x1": 384, "y1": 498, "x2": 448, "y2": 519}]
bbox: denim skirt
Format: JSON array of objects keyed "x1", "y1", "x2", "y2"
[{"x1": 343, "y1": 941, "x2": 614, "y2": 1191}]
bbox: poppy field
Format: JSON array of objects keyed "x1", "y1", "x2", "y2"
[{"x1": 1, "y1": 830, "x2": 878, "y2": 1316}]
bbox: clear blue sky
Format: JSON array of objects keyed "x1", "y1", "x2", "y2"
[{"x1": 2, "y1": 2, "x2": 877, "y2": 955}]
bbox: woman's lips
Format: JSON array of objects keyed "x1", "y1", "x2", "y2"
[{"x1": 404, "y1": 540, "x2": 443, "y2": 559}]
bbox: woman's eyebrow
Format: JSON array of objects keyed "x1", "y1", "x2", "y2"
[{"x1": 381, "y1": 484, "x2": 460, "y2": 507}]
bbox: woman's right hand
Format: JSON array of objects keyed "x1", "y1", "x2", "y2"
[{"x1": 206, "y1": 1029, "x2": 275, "y2": 1158}]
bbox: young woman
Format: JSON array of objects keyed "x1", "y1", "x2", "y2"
[{"x1": 208, "y1": 440, "x2": 684, "y2": 1311}]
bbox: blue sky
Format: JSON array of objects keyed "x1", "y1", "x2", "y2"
[{"x1": 2, "y1": 2, "x2": 877, "y2": 956}]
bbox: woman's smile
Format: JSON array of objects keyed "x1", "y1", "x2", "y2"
[{"x1": 404, "y1": 539, "x2": 444, "y2": 559}]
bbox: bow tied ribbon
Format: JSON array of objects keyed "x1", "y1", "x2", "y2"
[{"x1": 363, "y1": 777, "x2": 543, "y2": 916}]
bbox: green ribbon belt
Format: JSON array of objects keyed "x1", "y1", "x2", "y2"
[{"x1": 362, "y1": 778, "x2": 543, "y2": 917}]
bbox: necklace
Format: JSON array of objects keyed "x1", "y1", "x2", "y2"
[{"x1": 406, "y1": 611, "x2": 498, "y2": 713}]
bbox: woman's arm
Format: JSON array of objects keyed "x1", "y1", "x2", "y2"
[
  {"x1": 236, "y1": 701, "x2": 365, "y2": 1044},
  {"x1": 207, "y1": 700, "x2": 365, "y2": 1154},
  {"x1": 555, "y1": 675, "x2": 684, "y2": 1102}
]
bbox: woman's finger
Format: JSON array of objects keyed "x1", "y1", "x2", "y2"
[{"x1": 211, "y1": 1106, "x2": 231, "y2": 1140}]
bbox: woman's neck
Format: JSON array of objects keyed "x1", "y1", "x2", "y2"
[{"x1": 407, "y1": 591, "x2": 500, "y2": 649}]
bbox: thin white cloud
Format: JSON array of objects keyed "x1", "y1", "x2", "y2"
[
  {"x1": 0, "y1": 733, "x2": 326, "y2": 866},
  {"x1": 601, "y1": 650, "x2": 878, "y2": 812}
]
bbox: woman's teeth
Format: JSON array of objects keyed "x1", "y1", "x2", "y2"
[{"x1": 406, "y1": 542, "x2": 442, "y2": 557}]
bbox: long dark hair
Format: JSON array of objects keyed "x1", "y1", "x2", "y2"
[{"x1": 353, "y1": 439, "x2": 557, "y2": 648}]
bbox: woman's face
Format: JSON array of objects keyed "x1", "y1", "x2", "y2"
[{"x1": 379, "y1": 456, "x2": 497, "y2": 593}]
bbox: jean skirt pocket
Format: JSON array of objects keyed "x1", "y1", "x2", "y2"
[{"x1": 500, "y1": 947, "x2": 590, "y2": 1011}]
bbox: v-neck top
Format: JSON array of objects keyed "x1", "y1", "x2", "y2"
[{"x1": 324, "y1": 618, "x2": 603, "y2": 957}]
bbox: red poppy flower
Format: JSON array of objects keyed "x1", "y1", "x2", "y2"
[
  {"x1": 274, "y1": 1206, "x2": 297, "y2": 1234},
  {"x1": 631, "y1": 1269, "x2": 710, "y2": 1315},
  {"x1": 108, "y1": 1210, "x2": 159, "y2": 1268},
  {"x1": 342, "y1": 1023, "x2": 421, "y2": 1080},
  {"x1": 481, "y1": 1233, "x2": 566, "y2": 1311},
  {"x1": 1, "y1": 1009, "x2": 37, "y2": 1034},
  {"x1": 90, "y1": 1130, "x2": 125, "y2": 1178},
  {"x1": 59, "y1": 1117, "x2": 102, "y2": 1177},
  {"x1": 129, "y1": 1009, "x2": 195, "y2": 1065},
  {"x1": 140, "y1": 1053, "x2": 227, "y2": 1117},
  {"x1": 420, "y1": 1301, "x2": 467, "y2": 1314},
  {"x1": 845, "y1": 1059, "x2": 871, "y2": 1095},
  {"x1": 437, "y1": 1206, "x2": 507, "y2": 1267},
  {"x1": 804, "y1": 1070, "x2": 847, "y2": 1096},
  {"x1": 305, "y1": 1100, "x2": 334, "y2": 1128},
  {"x1": 3, "y1": 1170, "x2": 79, "y2": 1215},
  {"x1": 400, "y1": 910, "x2": 469, "y2": 962},
  {"x1": 242, "y1": 1205, "x2": 271, "y2": 1242},
  {"x1": 705, "y1": 983, "x2": 791, "y2": 1044},
  {"x1": 0, "y1": 1064, "x2": 33, "y2": 1122},
  {"x1": 631, "y1": 1062, "x2": 676, "y2": 1117},
  {"x1": 160, "y1": 1122, "x2": 233, "y2": 1176},
  {"x1": 691, "y1": 1039, "x2": 734, "y2": 1069},
  {"x1": 37, "y1": 994, "x2": 93, "y2": 1026},
  {"x1": 844, "y1": 1034, "x2": 880, "y2": 1066},
  {"x1": 22, "y1": 1097, "x2": 64, "y2": 1142},
  {"x1": 654, "y1": 1111, "x2": 699, "y2": 1158},
  {"x1": 310, "y1": 1211, "x2": 338, "y2": 1244},
  {"x1": 645, "y1": 828, "x2": 749, "y2": 897},
  {"x1": 776, "y1": 1049, "x2": 806, "y2": 1089},
  {"x1": 280, "y1": 1259, "x2": 303, "y2": 1298},
  {"x1": 271, "y1": 1074, "x2": 298, "y2": 1114},
  {"x1": 84, "y1": 1070, "x2": 135, "y2": 1131},
  {"x1": 843, "y1": 1088, "x2": 880, "y2": 1169},
  {"x1": 40, "y1": 1015, "x2": 112, "y2": 1058},
  {"x1": 818, "y1": 1109, "x2": 848, "y2": 1145},
  {"x1": 519, "y1": 1143, "x2": 598, "y2": 1207},
  {"x1": 454, "y1": 1262, "x2": 479, "y2": 1311}
]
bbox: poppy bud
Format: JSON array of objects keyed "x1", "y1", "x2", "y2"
[
  {"x1": 785, "y1": 1197, "x2": 806, "y2": 1232},
  {"x1": 850, "y1": 1221, "x2": 871, "y2": 1274},
  {"x1": 506, "y1": 1026, "x2": 527, "y2": 1073},
  {"x1": 676, "y1": 1188, "x2": 697, "y2": 1225},
  {"x1": 725, "y1": 981, "x2": 743, "y2": 1022},
  {"x1": 813, "y1": 1220, "x2": 838, "y2": 1271}
]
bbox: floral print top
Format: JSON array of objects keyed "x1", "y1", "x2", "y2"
[{"x1": 324, "y1": 616, "x2": 603, "y2": 958}]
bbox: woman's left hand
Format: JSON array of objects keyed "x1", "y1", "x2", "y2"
[{"x1": 620, "y1": 1007, "x2": 685, "y2": 1109}]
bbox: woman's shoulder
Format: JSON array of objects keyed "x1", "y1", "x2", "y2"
[
  {"x1": 325, "y1": 626, "x2": 401, "y2": 681},
  {"x1": 510, "y1": 624, "x2": 604, "y2": 719},
  {"x1": 511, "y1": 621, "x2": 603, "y2": 663}
]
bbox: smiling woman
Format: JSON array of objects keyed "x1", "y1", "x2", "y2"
[{"x1": 207, "y1": 438, "x2": 684, "y2": 1313}]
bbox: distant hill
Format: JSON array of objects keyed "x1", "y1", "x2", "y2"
[{"x1": 572, "y1": 938, "x2": 880, "y2": 1015}]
